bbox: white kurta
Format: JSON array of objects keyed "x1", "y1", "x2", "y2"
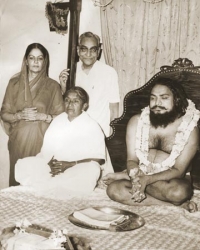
[
  {"x1": 15, "y1": 112, "x2": 106, "y2": 196},
  {"x1": 76, "y1": 60, "x2": 120, "y2": 137}
]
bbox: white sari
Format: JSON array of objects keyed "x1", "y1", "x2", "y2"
[{"x1": 15, "y1": 112, "x2": 106, "y2": 197}]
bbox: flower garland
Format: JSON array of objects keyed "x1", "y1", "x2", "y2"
[
  {"x1": 14, "y1": 218, "x2": 32, "y2": 234},
  {"x1": 135, "y1": 99, "x2": 200, "y2": 175},
  {"x1": 49, "y1": 228, "x2": 68, "y2": 248},
  {"x1": 12, "y1": 218, "x2": 68, "y2": 249}
]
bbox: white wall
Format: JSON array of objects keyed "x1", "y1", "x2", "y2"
[{"x1": 0, "y1": 0, "x2": 102, "y2": 189}]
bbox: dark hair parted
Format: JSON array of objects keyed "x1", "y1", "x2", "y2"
[
  {"x1": 79, "y1": 32, "x2": 101, "y2": 47},
  {"x1": 150, "y1": 77, "x2": 188, "y2": 117},
  {"x1": 25, "y1": 43, "x2": 50, "y2": 75},
  {"x1": 65, "y1": 86, "x2": 89, "y2": 105}
]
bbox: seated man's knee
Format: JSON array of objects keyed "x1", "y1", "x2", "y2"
[
  {"x1": 168, "y1": 179, "x2": 193, "y2": 205},
  {"x1": 106, "y1": 180, "x2": 129, "y2": 202},
  {"x1": 106, "y1": 181, "x2": 120, "y2": 201}
]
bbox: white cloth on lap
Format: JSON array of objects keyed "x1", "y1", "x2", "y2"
[
  {"x1": 16, "y1": 159, "x2": 100, "y2": 196},
  {"x1": 15, "y1": 112, "x2": 105, "y2": 196}
]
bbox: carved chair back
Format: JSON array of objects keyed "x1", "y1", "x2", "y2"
[{"x1": 106, "y1": 58, "x2": 200, "y2": 177}]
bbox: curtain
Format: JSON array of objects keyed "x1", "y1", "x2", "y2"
[{"x1": 100, "y1": 0, "x2": 200, "y2": 114}]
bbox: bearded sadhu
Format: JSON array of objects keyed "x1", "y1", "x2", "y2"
[{"x1": 103, "y1": 77, "x2": 200, "y2": 213}]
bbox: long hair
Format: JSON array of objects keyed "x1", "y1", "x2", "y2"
[
  {"x1": 24, "y1": 43, "x2": 50, "y2": 76},
  {"x1": 150, "y1": 77, "x2": 188, "y2": 117}
]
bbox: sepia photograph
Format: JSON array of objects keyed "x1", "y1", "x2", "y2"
[{"x1": 0, "y1": 0, "x2": 200, "y2": 249}]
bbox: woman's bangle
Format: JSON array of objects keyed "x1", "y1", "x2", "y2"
[
  {"x1": 14, "y1": 112, "x2": 20, "y2": 121},
  {"x1": 45, "y1": 114, "x2": 53, "y2": 123}
]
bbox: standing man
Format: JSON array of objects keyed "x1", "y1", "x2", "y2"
[{"x1": 59, "y1": 32, "x2": 120, "y2": 138}]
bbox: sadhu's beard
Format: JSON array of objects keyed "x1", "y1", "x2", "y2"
[{"x1": 150, "y1": 106, "x2": 180, "y2": 128}]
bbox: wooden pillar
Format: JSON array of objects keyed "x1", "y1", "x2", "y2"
[{"x1": 66, "y1": 0, "x2": 82, "y2": 91}]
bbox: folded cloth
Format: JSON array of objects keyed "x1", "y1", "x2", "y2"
[{"x1": 73, "y1": 208, "x2": 127, "y2": 229}]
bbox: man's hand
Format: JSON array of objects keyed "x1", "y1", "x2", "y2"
[
  {"x1": 129, "y1": 168, "x2": 147, "y2": 202},
  {"x1": 59, "y1": 69, "x2": 70, "y2": 94},
  {"x1": 130, "y1": 175, "x2": 147, "y2": 202}
]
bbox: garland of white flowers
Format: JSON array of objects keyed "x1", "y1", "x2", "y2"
[
  {"x1": 13, "y1": 218, "x2": 68, "y2": 248},
  {"x1": 135, "y1": 99, "x2": 200, "y2": 175}
]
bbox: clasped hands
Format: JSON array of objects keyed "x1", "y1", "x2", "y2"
[
  {"x1": 102, "y1": 168, "x2": 147, "y2": 203},
  {"x1": 16, "y1": 107, "x2": 47, "y2": 122},
  {"x1": 48, "y1": 156, "x2": 74, "y2": 177},
  {"x1": 129, "y1": 168, "x2": 147, "y2": 203}
]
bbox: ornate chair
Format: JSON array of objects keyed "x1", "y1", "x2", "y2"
[{"x1": 106, "y1": 58, "x2": 200, "y2": 186}]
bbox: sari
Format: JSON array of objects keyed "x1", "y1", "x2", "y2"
[
  {"x1": 1, "y1": 55, "x2": 64, "y2": 186},
  {"x1": 15, "y1": 112, "x2": 106, "y2": 197}
]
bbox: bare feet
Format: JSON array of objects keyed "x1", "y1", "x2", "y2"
[
  {"x1": 180, "y1": 200, "x2": 198, "y2": 213},
  {"x1": 102, "y1": 172, "x2": 129, "y2": 186}
]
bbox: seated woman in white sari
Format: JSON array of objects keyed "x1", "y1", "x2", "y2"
[{"x1": 15, "y1": 87, "x2": 106, "y2": 197}]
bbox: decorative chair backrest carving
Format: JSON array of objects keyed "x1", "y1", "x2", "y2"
[{"x1": 106, "y1": 58, "x2": 200, "y2": 174}]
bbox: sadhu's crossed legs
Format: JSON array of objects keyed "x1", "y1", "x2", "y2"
[{"x1": 103, "y1": 172, "x2": 197, "y2": 213}]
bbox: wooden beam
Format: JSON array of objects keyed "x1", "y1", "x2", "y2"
[{"x1": 66, "y1": 0, "x2": 82, "y2": 92}]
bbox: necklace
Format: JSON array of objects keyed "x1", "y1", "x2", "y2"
[{"x1": 135, "y1": 99, "x2": 200, "y2": 175}]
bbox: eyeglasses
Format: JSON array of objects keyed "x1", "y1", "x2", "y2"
[{"x1": 79, "y1": 46, "x2": 98, "y2": 54}]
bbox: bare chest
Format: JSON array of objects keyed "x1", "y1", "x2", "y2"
[{"x1": 148, "y1": 123, "x2": 180, "y2": 153}]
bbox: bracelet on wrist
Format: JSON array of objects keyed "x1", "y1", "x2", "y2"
[
  {"x1": 44, "y1": 114, "x2": 48, "y2": 122},
  {"x1": 45, "y1": 114, "x2": 53, "y2": 123},
  {"x1": 129, "y1": 168, "x2": 138, "y2": 178},
  {"x1": 14, "y1": 112, "x2": 20, "y2": 121}
]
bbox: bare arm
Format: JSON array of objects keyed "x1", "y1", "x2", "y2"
[{"x1": 126, "y1": 115, "x2": 141, "y2": 174}]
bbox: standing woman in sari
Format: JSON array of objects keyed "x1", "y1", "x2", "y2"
[{"x1": 1, "y1": 43, "x2": 64, "y2": 186}]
